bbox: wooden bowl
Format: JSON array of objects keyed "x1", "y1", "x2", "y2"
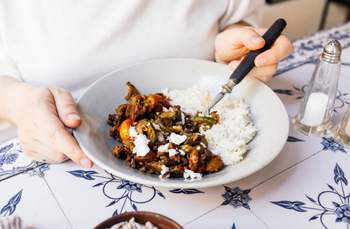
[{"x1": 94, "y1": 211, "x2": 183, "y2": 229}]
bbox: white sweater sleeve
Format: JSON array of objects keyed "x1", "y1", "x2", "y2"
[
  {"x1": 219, "y1": 0, "x2": 265, "y2": 31},
  {"x1": 0, "y1": 34, "x2": 21, "y2": 80}
]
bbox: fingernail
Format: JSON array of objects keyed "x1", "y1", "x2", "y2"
[
  {"x1": 251, "y1": 36, "x2": 263, "y2": 44},
  {"x1": 80, "y1": 158, "x2": 92, "y2": 168},
  {"x1": 68, "y1": 114, "x2": 81, "y2": 121}
]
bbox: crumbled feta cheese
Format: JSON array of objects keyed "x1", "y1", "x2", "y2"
[
  {"x1": 179, "y1": 149, "x2": 186, "y2": 156},
  {"x1": 129, "y1": 126, "x2": 138, "y2": 138},
  {"x1": 132, "y1": 134, "x2": 150, "y2": 157},
  {"x1": 168, "y1": 133, "x2": 187, "y2": 145},
  {"x1": 183, "y1": 169, "x2": 202, "y2": 181},
  {"x1": 129, "y1": 126, "x2": 151, "y2": 157},
  {"x1": 168, "y1": 149, "x2": 178, "y2": 157},
  {"x1": 158, "y1": 165, "x2": 169, "y2": 179},
  {"x1": 157, "y1": 143, "x2": 169, "y2": 152}
]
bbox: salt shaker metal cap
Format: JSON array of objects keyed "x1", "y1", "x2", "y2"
[
  {"x1": 321, "y1": 40, "x2": 342, "y2": 63},
  {"x1": 292, "y1": 40, "x2": 342, "y2": 136}
]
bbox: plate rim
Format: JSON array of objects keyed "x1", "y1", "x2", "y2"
[{"x1": 73, "y1": 58, "x2": 289, "y2": 188}]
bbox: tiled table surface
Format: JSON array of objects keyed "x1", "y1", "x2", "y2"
[{"x1": 1, "y1": 24, "x2": 350, "y2": 229}]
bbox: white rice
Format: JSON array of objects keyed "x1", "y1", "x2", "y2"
[{"x1": 165, "y1": 77, "x2": 257, "y2": 165}]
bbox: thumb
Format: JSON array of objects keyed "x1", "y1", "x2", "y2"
[
  {"x1": 50, "y1": 88, "x2": 81, "y2": 128},
  {"x1": 215, "y1": 27, "x2": 265, "y2": 63}
]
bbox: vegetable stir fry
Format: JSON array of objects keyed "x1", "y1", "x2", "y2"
[{"x1": 107, "y1": 82, "x2": 224, "y2": 179}]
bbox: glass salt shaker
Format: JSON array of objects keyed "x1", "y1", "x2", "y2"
[
  {"x1": 336, "y1": 105, "x2": 350, "y2": 147},
  {"x1": 292, "y1": 40, "x2": 342, "y2": 136}
]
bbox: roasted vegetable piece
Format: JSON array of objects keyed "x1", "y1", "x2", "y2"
[
  {"x1": 169, "y1": 165, "x2": 185, "y2": 178},
  {"x1": 206, "y1": 155, "x2": 224, "y2": 173},
  {"x1": 180, "y1": 156, "x2": 188, "y2": 165},
  {"x1": 108, "y1": 104, "x2": 128, "y2": 127},
  {"x1": 158, "y1": 124, "x2": 183, "y2": 134},
  {"x1": 145, "y1": 94, "x2": 161, "y2": 106},
  {"x1": 125, "y1": 82, "x2": 140, "y2": 101},
  {"x1": 180, "y1": 144, "x2": 193, "y2": 153},
  {"x1": 115, "y1": 104, "x2": 127, "y2": 122},
  {"x1": 183, "y1": 113, "x2": 195, "y2": 130},
  {"x1": 145, "y1": 161, "x2": 163, "y2": 173},
  {"x1": 123, "y1": 140, "x2": 135, "y2": 152},
  {"x1": 119, "y1": 119, "x2": 132, "y2": 142},
  {"x1": 126, "y1": 95, "x2": 145, "y2": 122},
  {"x1": 107, "y1": 114, "x2": 116, "y2": 126},
  {"x1": 134, "y1": 152, "x2": 157, "y2": 163},
  {"x1": 159, "y1": 93, "x2": 171, "y2": 107},
  {"x1": 144, "y1": 94, "x2": 166, "y2": 112},
  {"x1": 200, "y1": 137, "x2": 208, "y2": 148},
  {"x1": 112, "y1": 145, "x2": 130, "y2": 159},
  {"x1": 109, "y1": 125, "x2": 120, "y2": 139},
  {"x1": 188, "y1": 149, "x2": 200, "y2": 172},
  {"x1": 169, "y1": 125, "x2": 183, "y2": 133},
  {"x1": 159, "y1": 111, "x2": 177, "y2": 120},
  {"x1": 156, "y1": 111, "x2": 177, "y2": 127},
  {"x1": 192, "y1": 115, "x2": 218, "y2": 128},
  {"x1": 200, "y1": 148, "x2": 212, "y2": 162},
  {"x1": 136, "y1": 120, "x2": 157, "y2": 144},
  {"x1": 210, "y1": 111, "x2": 219, "y2": 123},
  {"x1": 149, "y1": 93, "x2": 171, "y2": 108},
  {"x1": 184, "y1": 133, "x2": 202, "y2": 146}
]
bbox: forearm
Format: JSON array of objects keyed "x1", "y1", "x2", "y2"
[{"x1": 0, "y1": 76, "x2": 26, "y2": 123}]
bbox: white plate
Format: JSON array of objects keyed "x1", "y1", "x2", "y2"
[{"x1": 74, "y1": 58, "x2": 289, "y2": 188}]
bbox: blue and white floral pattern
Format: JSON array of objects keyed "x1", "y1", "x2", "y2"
[
  {"x1": 27, "y1": 163, "x2": 50, "y2": 177},
  {"x1": 169, "y1": 188, "x2": 204, "y2": 194},
  {"x1": 222, "y1": 186, "x2": 251, "y2": 210},
  {"x1": 67, "y1": 169, "x2": 165, "y2": 215},
  {"x1": 273, "y1": 85, "x2": 305, "y2": 100},
  {"x1": 0, "y1": 190, "x2": 22, "y2": 217},
  {"x1": 272, "y1": 163, "x2": 350, "y2": 228},
  {"x1": 231, "y1": 222, "x2": 236, "y2": 229},
  {"x1": 321, "y1": 137, "x2": 347, "y2": 153},
  {"x1": 277, "y1": 24, "x2": 350, "y2": 75},
  {"x1": 0, "y1": 143, "x2": 20, "y2": 167},
  {"x1": 0, "y1": 141, "x2": 50, "y2": 181},
  {"x1": 287, "y1": 136, "x2": 305, "y2": 143},
  {"x1": 0, "y1": 143, "x2": 18, "y2": 166}
]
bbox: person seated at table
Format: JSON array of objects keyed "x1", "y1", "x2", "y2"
[{"x1": 0, "y1": 0, "x2": 293, "y2": 168}]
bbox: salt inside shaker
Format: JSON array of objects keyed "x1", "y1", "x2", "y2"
[
  {"x1": 292, "y1": 40, "x2": 342, "y2": 136},
  {"x1": 336, "y1": 105, "x2": 350, "y2": 147}
]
